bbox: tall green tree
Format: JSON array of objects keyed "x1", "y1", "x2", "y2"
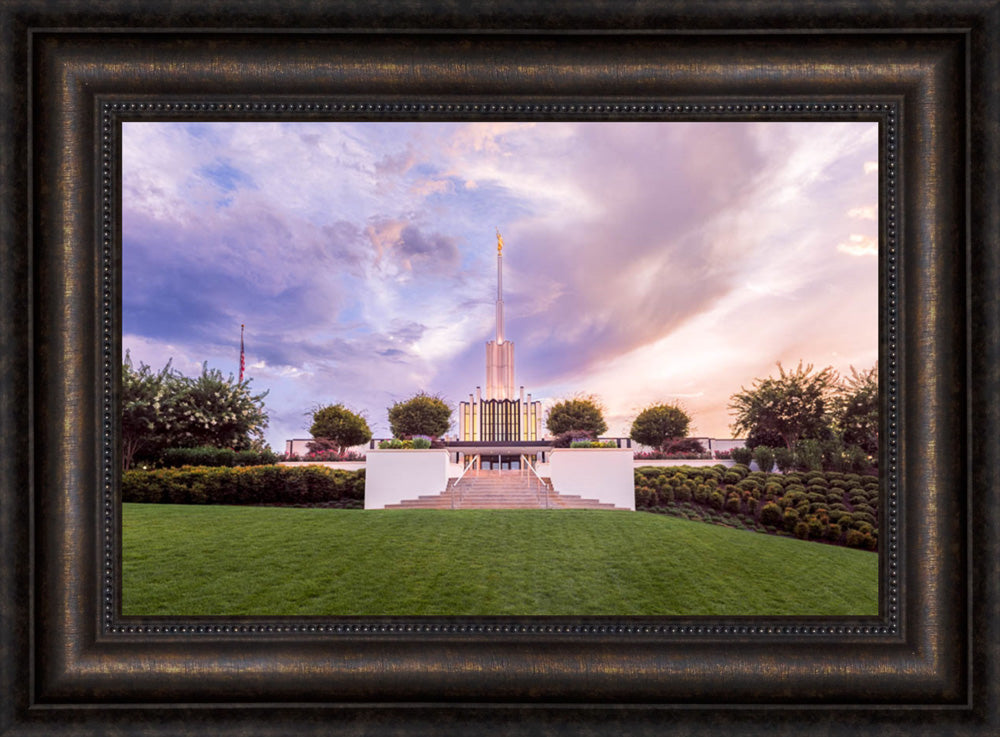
[
  {"x1": 121, "y1": 356, "x2": 270, "y2": 469},
  {"x1": 121, "y1": 352, "x2": 179, "y2": 470},
  {"x1": 629, "y1": 402, "x2": 692, "y2": 450},
  {"x1": 546, "y1": 396, "x2": 608, "y2": 438},
  {"x1": 309, "y1": 404, "x2": 372, "y2": 454},
  {"x1": 172, "y1": 363, "x2": 270, "y2": 451},
  {"x1": 387, "y1": 392, "x2": 452, "y2": 438},
  {"x1": 832, "y1": 363, "x2": 879, "y2": 454},
  {"x1": 728, "y1": 361, "x2": 838, "y2": 451}
]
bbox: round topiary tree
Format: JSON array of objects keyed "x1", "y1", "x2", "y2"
[
  {"x1": 629, "y1": 402, "x2": 693, "y2": 450},
  {"x1": 545, "y1": 396, "x2": 608, "y2": 438},
  {"x1": 308, "y1": 404, "x2": 372, "y2": 454},
  {"x1": 387, "y1": 392, "x2": 452, "y2": 439}
]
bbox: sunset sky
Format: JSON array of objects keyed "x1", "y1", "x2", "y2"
[{"x1": 122, "y1": 120, "x2": 879, "y2": 450}]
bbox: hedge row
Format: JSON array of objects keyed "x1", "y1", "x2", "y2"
[
  {"x1": 635, "y1": 464, "x2": 879, "y2": 550},
  {"x1": 122, "y1": 465, "x2": 365, "y2": 507},
  {"x1": 159, "y1": 446, "x2": 279, "y2": 468}
]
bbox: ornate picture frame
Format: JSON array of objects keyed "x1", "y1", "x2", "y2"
[{"x1": 1, "y1": 2, "x2": 996, "y2": 735}]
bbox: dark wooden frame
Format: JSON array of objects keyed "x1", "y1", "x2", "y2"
[{"x1": 1, "y1": 2, "x2": 997, "y2": 735}]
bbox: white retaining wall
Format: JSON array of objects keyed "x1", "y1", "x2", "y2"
[
  {"x1": 545, "y1": 448, "x2": 636, "y2": 510},
  {"x1": 363, "y1": 449, "x2": 450, "y2": 510}
]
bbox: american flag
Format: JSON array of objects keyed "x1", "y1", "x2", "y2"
[{"x1": 239, "y1": 324, "x2": 245, "y2": 383}]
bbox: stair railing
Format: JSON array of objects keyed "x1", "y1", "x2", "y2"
[
  {"x1": 521, "y1": 454, "x2": 550, "y2": 509},
  {"x1": 452, "y1": 455, "x2": 479, "y2": 509}
]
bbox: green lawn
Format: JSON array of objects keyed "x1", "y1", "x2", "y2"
[{"x1": 122, "y1": 503, "x2": 879, "y2": 616}]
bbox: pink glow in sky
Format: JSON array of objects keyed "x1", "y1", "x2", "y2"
[{"x1": 122, "y1": 121, "x2": 879, "y2": 448}]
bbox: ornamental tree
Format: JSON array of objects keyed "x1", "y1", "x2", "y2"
[
  {"x1": 171, "y1": 363, "x2": 270, "y2": 451},
  {"x1": 728, "y1": 361, "x2": 838, "y2": 451},
  {"x1": 121, "y1": 352, "x2": 180, "y2": 470},
  {"x1": 629, "y1": 402, "x2": 692, "y2": 450},
  {"x1": 121, "y1": 354, "x2": 270, "y2": 469},
  {"x1": 545, "y1": 396, "x2": 608, "y2": 438},
  {"x1": 832, "y1": 363, "x2": 879, "y2": 454},
  {"x1": 387, "y1": 392, "x2": 452, "y2": 439},
  {"x1": 308, "y1": 404, "x2": 372, "y2": 454}
]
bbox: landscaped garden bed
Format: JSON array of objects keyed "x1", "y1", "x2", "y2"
[{"x1": 634, "y1": 463, "x2": 879, "y2": 550}]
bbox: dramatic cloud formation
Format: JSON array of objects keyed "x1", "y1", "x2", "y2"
[{"x1": 123, "y1": 121, "x2": 879, "y2": 448}]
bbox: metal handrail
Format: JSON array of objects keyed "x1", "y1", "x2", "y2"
[
  {"x1": 521, "y1": 454, "x2": 550, "y2": 509},
  {"x1": 452, "y1": 455, "x2": 479, "y2": 508}
]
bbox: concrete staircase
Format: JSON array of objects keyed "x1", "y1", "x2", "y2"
[{"x1": 383, "y1": 470, "x2": 626, "y2": 510}]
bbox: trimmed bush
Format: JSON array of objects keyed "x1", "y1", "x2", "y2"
[
  {"x1": 122, "y1": 466, "x2": 366, "y2": 507},
  {"x1": 730, "y1": 447, "x2": 753, "y2": 466},
  {"x1": 773, "y1": 446, "x2": 795, "y2": 473},
  {"x1": 160, "y1": 446, "x2": 240, "y2": 468},
  {"x1": 752, "y1": 446, "x2": 775, "y2": 474},
  {"x1": 759, "y1": 502, "x2": 783, "y2": 526}
]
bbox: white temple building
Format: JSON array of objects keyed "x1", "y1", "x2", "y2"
[{"x1": 458, "y1": 230, "x2": 543, "y2": 443}]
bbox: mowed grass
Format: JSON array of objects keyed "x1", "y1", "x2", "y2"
[{"x1": 122, "y1": 503, "x2": 878, "y2": 617}]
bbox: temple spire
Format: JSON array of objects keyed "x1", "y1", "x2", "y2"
[{"x1": 495, "y1": 228, "x2": 505, "y2": 344}]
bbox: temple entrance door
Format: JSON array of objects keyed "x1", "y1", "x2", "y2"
[{"x1": 478, "y1": 454, "x2": 521, "y2": 471}]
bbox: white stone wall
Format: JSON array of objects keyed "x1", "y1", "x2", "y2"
[
  {"x1": 546, "y1": 448, "x2": 636, "y2": 510},
  {"x1": 363, "y1": 449, "x2": 450, "y2": 509}
]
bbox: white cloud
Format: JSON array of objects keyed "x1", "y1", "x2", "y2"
[
  {"x1": 864, "y1": 161, "x2": 878, "y2": 175},
  {"x1": 848, "y1": 205, "x2": 877, "y2": 220},
  {"x1": 837, "y1": 234, "x2": 878, "y2": 256}
]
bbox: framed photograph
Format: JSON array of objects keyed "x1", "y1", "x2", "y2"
[
  {"x1": 2, "y1": 2, "x2": 997, "y2": 735},
  {"x1": 118, "y1": 116, "x2": 882, "y2": 618}
]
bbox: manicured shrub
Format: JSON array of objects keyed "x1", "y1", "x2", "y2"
[
  {"x1": 724, "y1": 493, "x2": 742, "y2": 514},
  {"x1": 709, "y1": 491, "x2": 725, "y2": 510},
  {"x1": 161, "y1": 446, "x2": 237, "y2": 468},
  {"x1": 657, "y1": 486, "x2": 675, "y2": 505},
  {"x1": 845, "y1": 445, "x2": 870, "y2": 474},
  {"x1": 723, "y1": 471, "x2": 742, "y2": 485},
  {"x1": 674, "y1": 484, "x2": 693, "y2": 502},
  {"x1": 764, "y1": 482, "x2": 784, "y2": 497},
  {"x1": 783, "y1": 507, "x2": 800, "y2": 531},
  {"x1": 730, "y1": 447, "x2": 753, "y2": 466},
  {"x1": 773, "y1": 446, "x2": 795, "y2": 473},
  {"x1": 693, "y1": 484, "x2": 710, "y2": 504},
  {"x1": 852, "y1": 511, "x2": 877, "y2": 528},
  {"x1": 758, "y1": 502, "x2": 783, "y2": 526},
  {"x1": 795, "y1": 439, "x2": 824, "y2": 472},
  {"x1": 122, "y1": 465, "x2": 366, "y2": 507},
  {"x1": 747, "y1": 497, "x2": 760, "y2": 516},
  {"x1": 845, "y1": 529, "x2": 870, "y2": 549},
  {"x1": 825, "y1": 523, "x2": 843, "y2": 542},
  {"x1": 783, "y1": 489, "x2": 807, "y2": 505},
  {"x1": 807, "y1": 515, "x2": 825, "y2": 539},
  {"x1": 794, "y1": 521, "x2": 810, "y2": 540},
  {"x1": 752, "y1": 446, "x2": 775, "y2": 474},
  {"x1": 729, "y1": 463, "x2": 751, "y2": 479},
  {"x1": 852, "y1": 502, "x2": 876, "y2": 517}
]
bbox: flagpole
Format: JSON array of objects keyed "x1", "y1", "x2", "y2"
[{"x1": 239, "y1": 323, "x2": 245, "y2": 383}]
